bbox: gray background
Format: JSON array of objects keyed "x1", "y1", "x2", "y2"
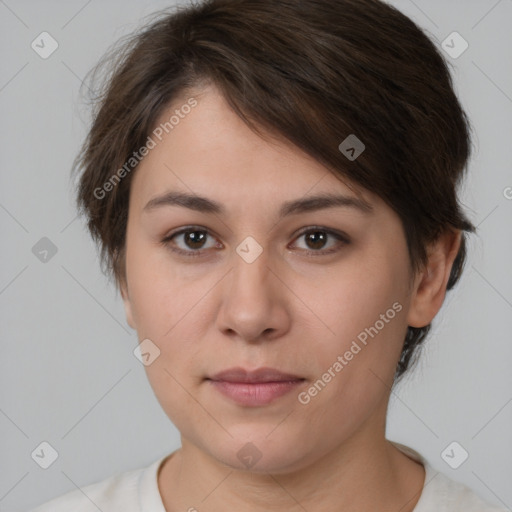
[{"x1": 1, "y1": 0, "x2": 511, "y2": 510}]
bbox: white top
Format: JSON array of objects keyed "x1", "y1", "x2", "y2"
[{"x1": 29, "y1": 443, "x2": 506, "y2": 511}]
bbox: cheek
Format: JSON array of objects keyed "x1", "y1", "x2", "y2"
[
  {"x1": 125, "y1": 234, "x2": 207, "y2": 335},
  {"x1": 292, "y1": 244, "x2": 411, "y2": 414},
  {"x1": 299, "y1": 249, "x2": 409, "y2": 347},
  {"x1": 292, "y1": 265, "x2": 408, "y2": 436},
  {"x1": 125, "y1": 241, "x2": 212, "y2": 425},
  {"x1": 125, "y1": 237, "x2": 221, "y2": 386}
]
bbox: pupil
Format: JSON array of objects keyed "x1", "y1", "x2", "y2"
[
  {"x1": 186, "y1": 231, "x2": 205, "y2": 249},
  {"x1": 307, "y1": 231, "x2": 326, "y2": 250}
]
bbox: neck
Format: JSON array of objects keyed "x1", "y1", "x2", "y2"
[{"x1": 158, "y1": 424, "x2": 425, "y2": 512}]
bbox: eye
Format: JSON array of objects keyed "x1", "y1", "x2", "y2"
[
  {"x1": 161, "y1": 226, "x2": 221, "y2": 257},
  {"x1": 290, "y1": 227, "x2": 350, "y2": 255},
  {"x1": 161, "y1": 225, "x2": 350, "y2": 258}
]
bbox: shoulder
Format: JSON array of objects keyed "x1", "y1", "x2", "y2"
[
  {"x1": 391, "y1": 442, "x2": 507, "y2": 512},
  {"x1": 29, "y1": 468, "x2": 140, "y2": 512},
  {"x1": 28, "y1": 457, "x2": 164, "y2": 512},
  {"x1": 417, "y1": 469, "x2": 507, "y2": 512}
]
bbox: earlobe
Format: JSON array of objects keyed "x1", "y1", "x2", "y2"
[{"x1": 406, "y1": 230, "x2": 462, "y2": 328}]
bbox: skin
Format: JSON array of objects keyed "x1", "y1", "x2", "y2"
[{"x1": 120, "y1": 85, "x2": 461, "y2": 511}]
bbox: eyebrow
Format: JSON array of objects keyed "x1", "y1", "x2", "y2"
[{"x1": 143, "y1": 191, "x2": 374, "y2": 218}]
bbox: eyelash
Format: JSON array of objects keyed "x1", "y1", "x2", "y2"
[{"x1": 160, "y1": 225, "x2": 350, "y2": 258}]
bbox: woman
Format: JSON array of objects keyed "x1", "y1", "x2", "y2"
[{"x1": 31, "y1": 0, "x2": 506, "y2": 510}]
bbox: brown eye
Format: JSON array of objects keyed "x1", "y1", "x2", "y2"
[
  {"x1": 182, "y1": 230, "x2": 208, "y2": 249},
  {"x1": 292, "y1": 227, "x2": 349, "y2": 255},
  {"x1": 304, "y1": 231, "x2": 328, "y2": 250},
  {"x1": 162, "y1": 225, "x2": 349, "y2": 259},
  {"x1": 162, "y1": 227, "x2": 221, "y2": 257}
]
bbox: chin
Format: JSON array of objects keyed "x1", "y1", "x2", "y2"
[{"x1": 200, "y1": 427, "x2": 318, "y2": 475}]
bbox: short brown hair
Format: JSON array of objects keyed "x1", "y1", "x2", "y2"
[{"x1": 73, "y1": 0, "x2": 475, "y2": 381}]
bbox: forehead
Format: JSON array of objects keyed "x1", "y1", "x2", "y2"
[{"x1": 130, "y1": 86, "x2": 378, "y2": 213}]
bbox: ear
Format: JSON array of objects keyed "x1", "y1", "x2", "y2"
[
  {"x1": 119, "y1": 279, "x2": 136, "y2": 330},
  {"x1": 407, "y1": 229, "x2": 462, "y2": 328}
]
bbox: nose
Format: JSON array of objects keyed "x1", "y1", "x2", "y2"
[{"x1": 215, "y1": 244, "x2": 292, "y2": 344}]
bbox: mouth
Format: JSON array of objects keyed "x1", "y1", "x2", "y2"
[{"x1": 205, "y1": 367, "x2": 306, "y2": 407}]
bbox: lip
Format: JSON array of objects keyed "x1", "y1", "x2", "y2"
[
  {"x1": 209, "y1": 367, "x2": 303, "y2": 383},
  {"x1": 207, "y1": 367, "x2": 305, "y2": 406}
]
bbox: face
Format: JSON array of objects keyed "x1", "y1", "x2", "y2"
[{"x1": 122, "y1": 85, "x2": 420, "y2": 473}]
